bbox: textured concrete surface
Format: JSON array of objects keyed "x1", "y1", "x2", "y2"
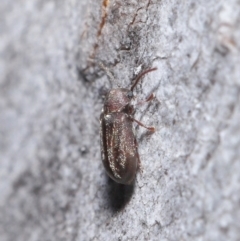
[{"x1": 0, "y1": 0, "x2": 240, "y2": 241}]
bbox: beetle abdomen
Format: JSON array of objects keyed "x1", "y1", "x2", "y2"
[{"x1": 100, "y1": 112, "x2": 138, "y2": 184}]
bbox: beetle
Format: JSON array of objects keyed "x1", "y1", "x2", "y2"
[{"x1": 100, "y1": 67, "x2": 157, "y2": 185}]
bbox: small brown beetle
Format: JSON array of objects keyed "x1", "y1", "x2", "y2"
[{"x1": 100, "y1": 67, "x2": 157, "y2": 185}]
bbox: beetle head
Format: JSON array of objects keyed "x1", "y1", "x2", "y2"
[{"x1": 104, "y1": 88, "x2": 133, "y2": 113}]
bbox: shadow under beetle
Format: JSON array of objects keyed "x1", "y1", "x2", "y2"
[{"x1": 100, "y1": 67, "x2": 157, "y2": 185}]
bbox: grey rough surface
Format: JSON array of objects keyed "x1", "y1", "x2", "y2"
[{"x1": 0, "y1": 0, "x2": 240, "y2": 241}]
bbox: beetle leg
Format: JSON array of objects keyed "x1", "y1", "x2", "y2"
[
  {"x1": 130, "y1": 116, "x2": 155, "y2": 132},
  {"x1": 145, "y1": 93, "x2": 155, "y2": 102},
  {"x1": 136, "y1": 93, "x2": 155, "y2": 106}
]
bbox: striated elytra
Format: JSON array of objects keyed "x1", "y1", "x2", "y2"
[{"x1": 100, "y1": 68, "x2": 157, "y2": 185}]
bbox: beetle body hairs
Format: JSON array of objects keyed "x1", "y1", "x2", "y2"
[{"x1": 100, "y1": 68, "x2": 157, "y2": 185}]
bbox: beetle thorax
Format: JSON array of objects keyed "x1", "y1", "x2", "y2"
[{"x1": 104, "y1": 88, "x2": 133, "y2": 113}]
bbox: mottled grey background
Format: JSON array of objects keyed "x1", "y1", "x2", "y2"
[{"x1": 0, "y1": 1, "x2": 240, "y2": 241}]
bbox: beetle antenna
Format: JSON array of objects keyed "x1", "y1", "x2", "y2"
[
  {"x1": 130, "y1": 67, "x2": 157, "y2": 91},
  {"x1": 87, "y1": 59, "x2": 117, "y2": 88},
  {"x1": 98, "y1": 62, "x2": 116, "y2": 86}
]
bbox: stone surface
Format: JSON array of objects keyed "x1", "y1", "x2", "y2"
[{"x1": 0, "y1": 0, "x2": 240, "y2": 241}]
